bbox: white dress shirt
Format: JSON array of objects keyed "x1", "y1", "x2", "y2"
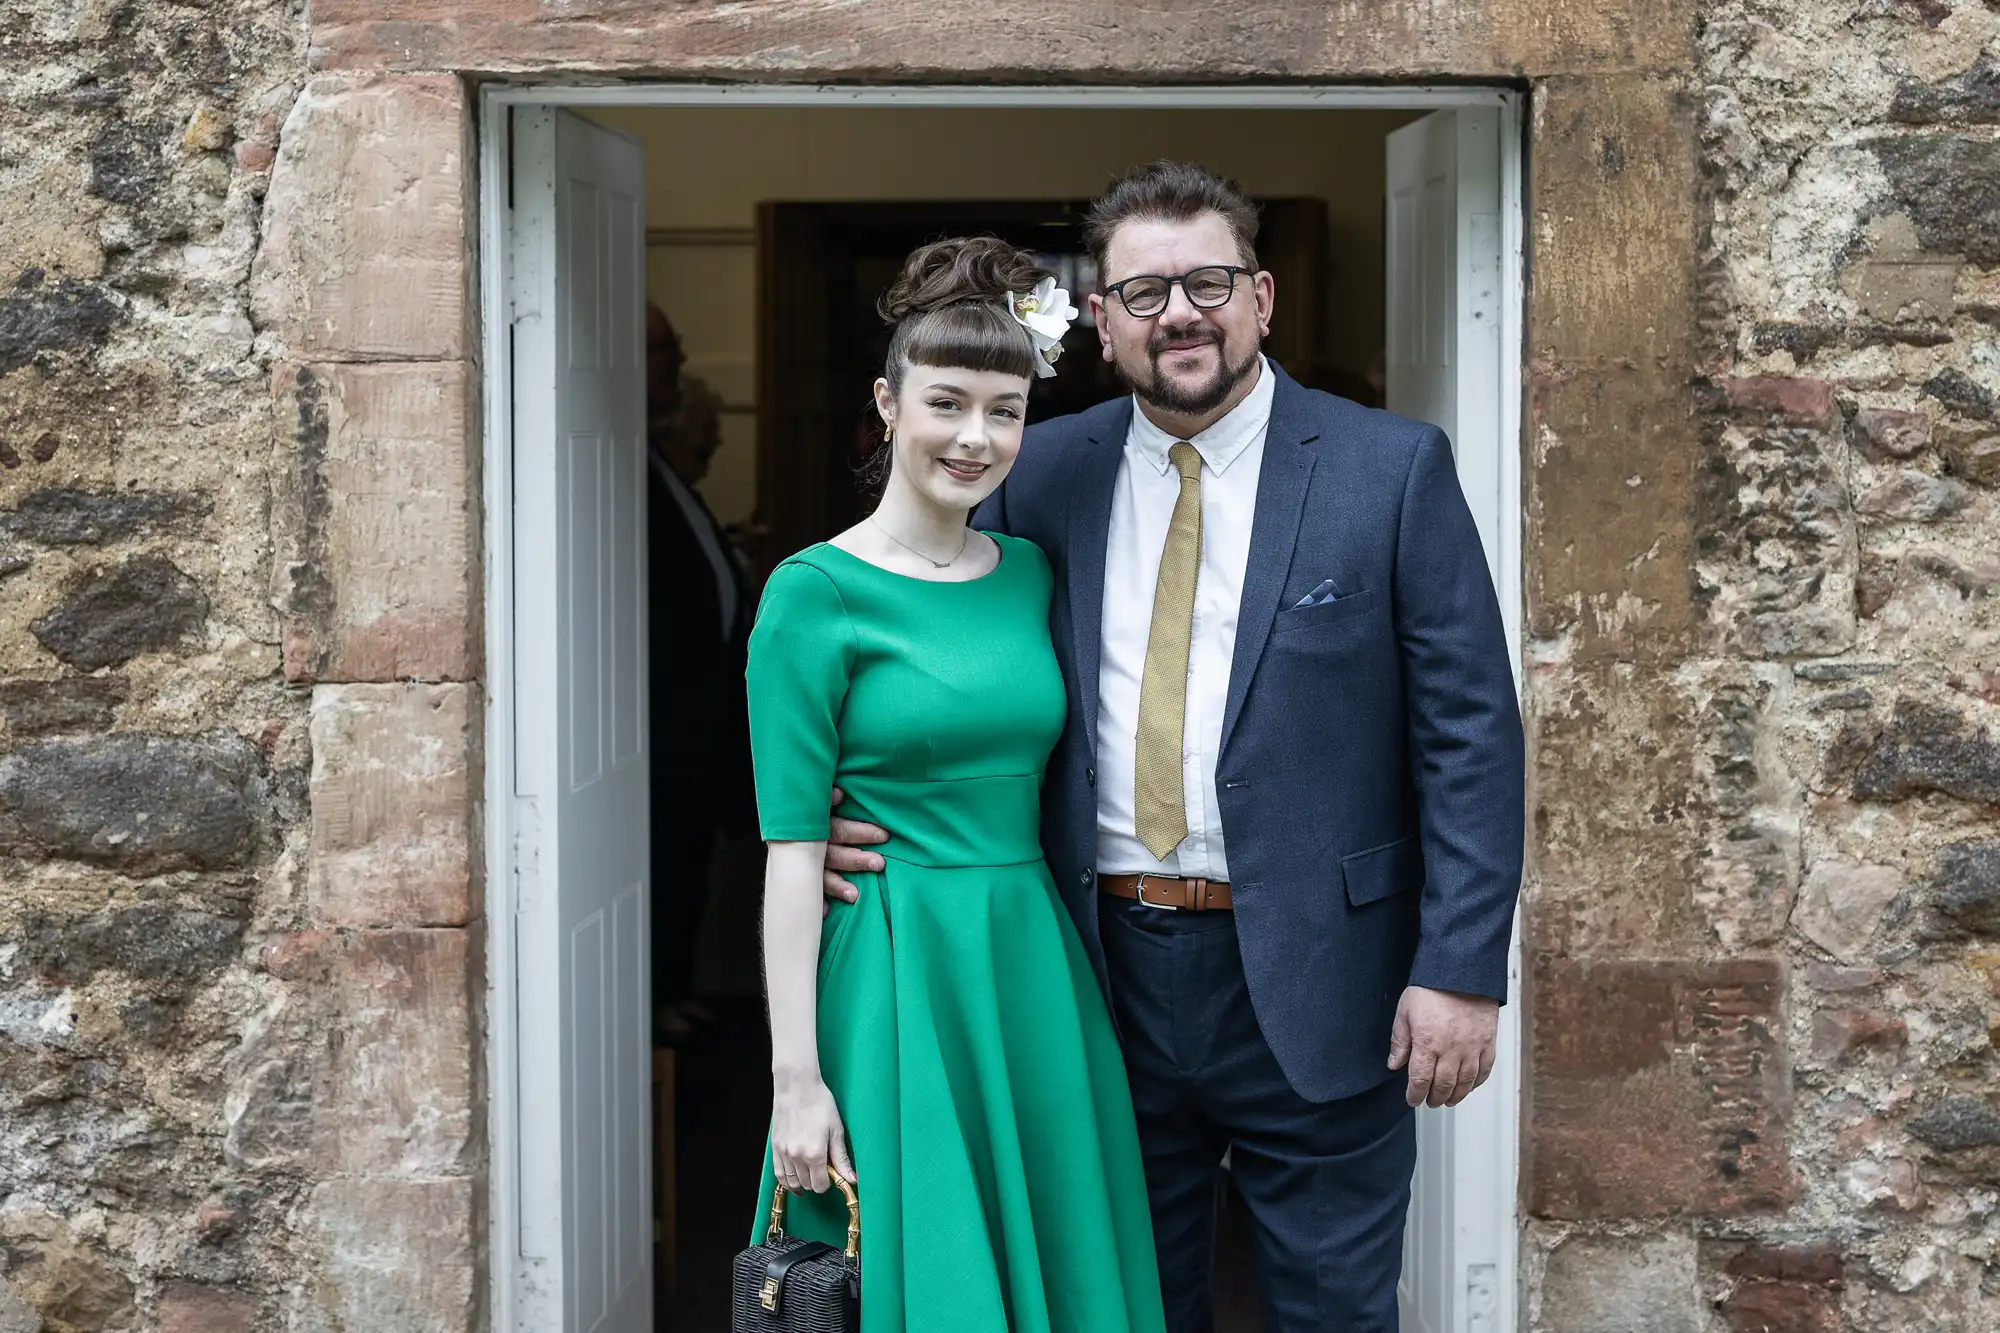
[{"x1": 1095, "y1": 357, "x2": 1274, "y2": 881}]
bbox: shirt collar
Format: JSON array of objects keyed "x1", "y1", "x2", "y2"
[{"x1": 1127, "y1": 355, "x2": 1275, "y2": 478}]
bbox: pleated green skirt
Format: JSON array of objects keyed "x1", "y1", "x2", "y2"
[{"x1": 750, "y1": 852, "x2": 1166, "y2": 1333}]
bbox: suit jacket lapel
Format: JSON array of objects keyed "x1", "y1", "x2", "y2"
[
  {"x1": 1065, "y1": 402, "x2": 1130, "y2": 754},
  {"x1": 1220, "y1": 372, "x2": 1320, "y2": 752}
]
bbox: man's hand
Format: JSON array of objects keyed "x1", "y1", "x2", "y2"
[
  {"x1": 1387, "y1": 985, "x2": 1498, "y2": 1108},
  {"x1": 822, "y1": 787, "x2": 888, "y2": 906}
]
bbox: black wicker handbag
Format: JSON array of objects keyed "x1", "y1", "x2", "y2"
[{"x1": 731, "y1": 1165, "x2": 860, "y2": 1332}]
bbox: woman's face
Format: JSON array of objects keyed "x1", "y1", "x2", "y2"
[{"x1": 874, "y1": 365, "x2": 1031, "y2": 512}]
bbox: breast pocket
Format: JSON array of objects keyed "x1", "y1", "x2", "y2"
[{"x1": 1273, "y1": 588, "x2": 1378, "y2": 638}]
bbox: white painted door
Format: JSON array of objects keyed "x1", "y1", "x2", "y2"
[
  {"x1": 509, "y1": 107, "x2": 653, "y2": 1333},
  {"x1": 1386, "y1": 108, "x2": 1517, "y2": 1333}
]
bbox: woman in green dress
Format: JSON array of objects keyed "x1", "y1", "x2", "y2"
[{"x1": 746, "y1": 236, "x2": 1166, "y2": 1333}]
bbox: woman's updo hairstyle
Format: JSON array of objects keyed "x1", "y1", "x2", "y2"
[{"x1": 878, "y1": 236, "x2": 1053, "y2": 393}]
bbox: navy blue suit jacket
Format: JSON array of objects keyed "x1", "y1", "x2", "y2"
[{"x1": 974, "y1": 366, "x2": 1525, "y2": 1102}]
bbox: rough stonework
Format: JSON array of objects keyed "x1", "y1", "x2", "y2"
[
  {"x1": 0, "y1": 4, "x2": 480, "y2": 1330},
  {"x1": 1, "y1": 0, "x2": 1995, "y2": 1330},
  {"x1": 1619, "y1": 5, "x2": 2000, "y2": 1328}
]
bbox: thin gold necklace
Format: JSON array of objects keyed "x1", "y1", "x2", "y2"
[{"x1": 869, "y1": 516, "x2": 969, "y2": 569}]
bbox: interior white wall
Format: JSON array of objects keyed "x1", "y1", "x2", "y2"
[{"x1": 584, "y1": 106, "x2": 1418, "y2": 523}]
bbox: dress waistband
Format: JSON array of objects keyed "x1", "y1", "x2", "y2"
[{"x1": 833, "y1": 772, "x2": 1046, "y2": 870}]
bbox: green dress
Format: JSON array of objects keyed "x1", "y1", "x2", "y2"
[{"x1": 745, "y1": 534, "x2": 1166, "y2": 1333}]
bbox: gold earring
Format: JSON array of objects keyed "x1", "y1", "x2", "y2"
[{"x1": 883, "y1": 423, "x2": 893, "y2": 442}]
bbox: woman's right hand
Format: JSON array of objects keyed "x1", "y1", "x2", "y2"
[{"x1": 771, "y1": 1072, "x2": 856, "y2": 1196}]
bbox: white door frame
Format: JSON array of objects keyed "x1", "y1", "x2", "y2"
[{"x1": 479, "y1": 81, "x2": 1525, "y2": 1333}]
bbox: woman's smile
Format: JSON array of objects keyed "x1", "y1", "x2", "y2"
[{"x1": 937, "y1": 457, "x2": 990, "y2": 483}]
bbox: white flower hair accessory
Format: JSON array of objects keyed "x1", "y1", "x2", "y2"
[{"x1": 1008, "y1": 276, "x2": 1079, "y2": 378}]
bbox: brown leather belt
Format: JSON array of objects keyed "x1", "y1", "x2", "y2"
[{"x1": 1100, "y1": 873, "x2": 1233, "y2": 911}]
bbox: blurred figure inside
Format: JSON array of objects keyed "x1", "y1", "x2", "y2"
[{"x1": 646, "y1": 302, "x2": 755, "y2": 1039}]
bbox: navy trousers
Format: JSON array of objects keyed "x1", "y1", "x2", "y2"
[{"x1": 1100, "y1": 897, "x2": 1416, "y2": 1333}]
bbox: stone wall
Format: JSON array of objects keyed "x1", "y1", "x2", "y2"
[
  {"x1": 0, "y1": 4, "x2": 481, "y2": 1331},
  {"x1": 1527, "y1": 5, "x2": 2000, "y2": 1331},
  {"x1": 1520, "y1": 10, "x2": 1992, "y2": 1328},
  {"x1": 0, "y1": 0, "x2": 1994, "y2": 1330}
]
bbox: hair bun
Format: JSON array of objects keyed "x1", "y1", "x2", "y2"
[{"x1": 877, "y1": 235, "x2": 1051, "y2": 325}]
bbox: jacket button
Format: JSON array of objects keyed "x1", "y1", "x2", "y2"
[
  {"x1": 1081, "y1": 869, "x2": 1093, "y2": 886},
  {"x1": 1086, "y1": 767, "x2": 1096, "y2": 785}
]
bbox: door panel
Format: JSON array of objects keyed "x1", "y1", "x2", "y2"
[
  {"x1": 1387, "y1": 107, "x2": 1511, "y2": 1333},
  {"x1": 511, "y1": 106, "x2": 653, "y2": 1333},
  {"x1": 1388, "y1": 110, "x2": 1458, "y2": 1333},
  {"x1": 1387, "y1": 112, "x2": 1457, "y2": 466}
]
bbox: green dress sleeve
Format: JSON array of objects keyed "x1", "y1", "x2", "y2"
[{"x1": 745, "y1": 559, "x2": 857, "y2": 842}]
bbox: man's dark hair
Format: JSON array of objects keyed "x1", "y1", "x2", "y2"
[{"x1": 1082, "y1": 160, "x2": 1261, "y2": 281}]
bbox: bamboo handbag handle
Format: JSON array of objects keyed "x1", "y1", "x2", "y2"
[{"x1": 767, "y1": 1163, "x2": 860, "y2": 1261}]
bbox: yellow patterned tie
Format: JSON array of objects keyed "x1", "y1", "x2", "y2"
[{"x1": 1134, "y1": 442, "x2": 1203, "y2": 861}]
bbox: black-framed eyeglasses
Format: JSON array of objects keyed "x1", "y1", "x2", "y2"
[{"x1": 1102, "y1": 266, "x2": 1253, "y2": 318}]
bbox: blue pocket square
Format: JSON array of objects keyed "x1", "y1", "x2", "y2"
[{"x1": 1293, "y1": 579, "x2": 1340, "y2": 608}]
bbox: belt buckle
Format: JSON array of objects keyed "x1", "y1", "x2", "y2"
[{"x1": 1134, "y1": 873, "x2": 1180, "y2": 910}]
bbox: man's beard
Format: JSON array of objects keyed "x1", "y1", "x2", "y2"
[{"x1": 1117, "y1": 329, "x2": 1260, "y2": 417}]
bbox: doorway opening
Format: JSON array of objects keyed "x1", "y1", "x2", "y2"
[{"x1": 482, "y1": 86, "x2": 1524, "y2": 1333}]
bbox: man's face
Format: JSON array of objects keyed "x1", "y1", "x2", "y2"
[{"x1": 1088, "y1": 211, "x2": 1274, "y2": 420}]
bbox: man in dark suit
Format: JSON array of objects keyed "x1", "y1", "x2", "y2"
[
  {"x1": 647, "y1": 304, "x2": 754, "y2": 1033},
  {"x1": 825, "y1": 164, "x2": 1523, "y2": 1330}
]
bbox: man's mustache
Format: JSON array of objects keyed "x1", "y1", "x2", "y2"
[{"x1": 1147, "y1": 328, "x2": 1221, "y2": 355}]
